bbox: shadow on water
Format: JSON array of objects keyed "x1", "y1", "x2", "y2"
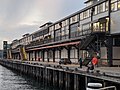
[{"x1": 0, "y1": 65, "x2": 61, "y2": 90}]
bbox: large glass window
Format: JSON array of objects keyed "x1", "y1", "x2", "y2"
[
  {"x1": 82, "y1": 24, "x2": 90, "y2": 35},
  {"x1": 93, "y1": 18, "x2": 109, "y2": 32},
  {"x1": 61, "y1": 26, "x2": 69, "y2": 40},
  {"x1": 61, "y1": 19, "x2": 69, "y2": 40},
  {"x1": 70, "y1": 23, "x2": 79, "y2": 38},
  {"x1": 55, "y1": 29, "x2": 61, "y2": 41},
  {"x1": 77, "y1": 26, "x2": 82, "y2": 36}
]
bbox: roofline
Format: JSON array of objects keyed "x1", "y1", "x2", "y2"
[
  {"x1": 39, "y1": 22, "x2": 53, "y2": 28},
  {"x1": 49, "y1": 0, "x2": 106, "y2": 27},
  {"x1": 84, "y1": 0, "x2": 93, "y2": 4}
]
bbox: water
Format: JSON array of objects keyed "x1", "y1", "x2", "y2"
[{"x1": 0, "y1": 65, "x2": 60, "y2": 90}]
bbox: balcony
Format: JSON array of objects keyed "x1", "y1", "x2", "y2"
[
  {"x1": 92, "y1": 28, "x2": 108, "y2": 35},
  {"x1": 44, "y1": 38, "x2": 54, "y2": 44},
  {"x1": 26, "y1": 27, "x2": 108, "y2": 48}
]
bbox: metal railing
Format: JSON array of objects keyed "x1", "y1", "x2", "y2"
[{"x1": 99, "y1": 86, "x2": 116, "y2": 90}]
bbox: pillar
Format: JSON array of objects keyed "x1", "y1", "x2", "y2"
[{"x1": 107, "y1": 36, "x2": 113, "y2": 66}]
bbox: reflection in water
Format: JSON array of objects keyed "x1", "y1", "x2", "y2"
[{"x1": 0, "y1": 65, "x2": 60, "y2": 90}]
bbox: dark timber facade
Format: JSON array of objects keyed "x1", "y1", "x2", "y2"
[{"x1": 10, "y1": 0, "x2": 120, "y2": 66}]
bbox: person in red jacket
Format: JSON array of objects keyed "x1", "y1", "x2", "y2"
[{"x1": 92, "y1": 56, "x2": 98, "y2": 67}]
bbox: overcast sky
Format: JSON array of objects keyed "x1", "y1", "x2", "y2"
[{"x1": 0, "y1": 0, "x2": 85, "y2": 49}]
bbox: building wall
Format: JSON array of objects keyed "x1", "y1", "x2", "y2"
[
  {"x1": 80, "y1": 17, "x2": 91, "y2": 25},
  {"x1": 93, "y1": 11, "x2": 109, "y2": 21},
  {"x1": 100, "y1": 47, "x2": 108, "y2": 65},
  {"x1": 113, "y1": 47, "x2": 120, "y2": 65},
  {"x1": 111, "y1": 10, "x2": 120, "y2": 34}
]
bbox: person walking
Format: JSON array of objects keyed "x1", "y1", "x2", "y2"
[{"x1": 92, "y1": 55, "x2": 98, "y2": 68}]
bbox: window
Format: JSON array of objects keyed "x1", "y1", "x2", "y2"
[
  {"x1": 70, "y1": 15, "x2": 79, "y2": 24},
  {"x1": 82, "y1": 24, "x2": 90, "y2": 35},
  {"x1": 98, "y1": 3, "x2": 103, "y2": 13},
  {"x1": 49, "y1": 26, "x2": 54, "y2": 31},
  {"x1": 80, "y1": 13, "x2": 83, "y2": 20},
  {"x1": 80, "y1": 10, "x2": 90, "y2": 19},
  {"x1": 100, "y1": 23, "x2": 106, "y2": 31},
  {"x1": 94, "y1": 6, "x2": 98, "y2": 15},
  {"x1": 55, "y1": 29, "x2": 61, "y2": 41},
  {"x1": 55, "y1": 29, "x2": 61, "y2": 37},
  {"x1": 62, "y1": 19, "x2": 69, "y2": 27},
  {"x1": 55, "y1": 50, "x2": 59, "y2": 59},
  {"x1": 50, "y1": 30, "x2": 54, "y2": 39},
  {"x1": 70, "y1": 23, "x2": 78, "y2": 38},
  {"x1": 111, "y1": 0, "x2": 117, "y2": 3},
  {"x1": 55, "y1": 23, "x2": 61, "y2": 30},
  {"x1": 111, "y1": 3, "x2": 115, "y2": 11},
  {"x1": 61, "y1": 20, "x2": 69, "y2": 40},
  {"x1": 111, "y1": 2, "x2": 117, "y2": 11},
  {"x1": 61, "y1": 26, "x2": 69, "y2": 40},
  {"x1": 82, "y1": 24, "x2": 90, "y2": 31},
  {"x1": 105, "y1": 1, "x2": 108, "y2": 11},
  {"x1": 118, "y1": 1, "x2": 120, "y2": 9},
  {"x1": 93, "y1": 22, "x2": 100, "y2": 31},
  {"x1": 70, "y1": 47, "x2": 77, "y2": 58},
  {"x1": 93, "y1": 18, "x2": 108, "y2": 32},
  {"x1": 48, "y1": 51, "x2": 53, "y2": 59},
  {"x1": 106, "y1": 18, "x2": 109, "y2": 32}
]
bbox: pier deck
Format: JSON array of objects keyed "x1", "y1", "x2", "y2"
[
  {"x1": 9, "y1": 59, "x2": 120, "y2": 79},
  {"x1": 0, "y1": 59, "x2": 120, "y2": 89}
]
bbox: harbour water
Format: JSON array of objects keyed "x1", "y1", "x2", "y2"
[{"x1": 0, "y1": 65, "x2": 60, "y2": 90}]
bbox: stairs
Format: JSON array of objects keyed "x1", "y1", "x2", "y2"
[{"x1": 80, "y1": 35, "x2": 95, "y2": 50}]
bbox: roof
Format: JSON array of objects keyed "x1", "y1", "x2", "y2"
[
  {"x1": 27, "y1": 41, "x2": 80, "y2": 51},
  {"x1": 39, "y1": 22, "x2": 53, "y2": 28},
  {"x1": 84, "y1": 0, "x2": 93, "y2": 4}
]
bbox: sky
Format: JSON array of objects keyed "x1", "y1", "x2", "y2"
[{"x1": 0, "y1": 0, "x2": 85, "y2": 49}]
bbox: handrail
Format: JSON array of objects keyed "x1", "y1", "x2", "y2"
[{"x1": 99, "y1": 86, "x2": 116, "y2": 90}]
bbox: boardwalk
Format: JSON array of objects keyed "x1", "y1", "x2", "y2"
[{"x1": 8, "y1": 59, "x2": 120, "y2": 81}]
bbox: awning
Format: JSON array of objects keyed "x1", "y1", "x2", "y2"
[{"x1": 27, "y1": 41, "x2": 80, "y2": 51}]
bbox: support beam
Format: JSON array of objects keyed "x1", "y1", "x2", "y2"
[
  {"x1": 53, "y1": 48, "x2": 55, "y2": 62},
  {"x1": 107, "y1": 36, "x2": 113, "y2": 66},
  {"x1": 42, "y1": 50, "x2": 44, "y2": 62}
]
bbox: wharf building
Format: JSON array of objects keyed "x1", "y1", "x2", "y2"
[{"x1": 10, "y1": 0, "x2": 120, "y2": 67}]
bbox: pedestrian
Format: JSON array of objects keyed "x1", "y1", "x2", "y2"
[
  {"x1": 92, "y1": 56, "x2": 98, "y2": 68},
  {"x1": 78, "y1": 57, "x2": 82, "y2": 68}
]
